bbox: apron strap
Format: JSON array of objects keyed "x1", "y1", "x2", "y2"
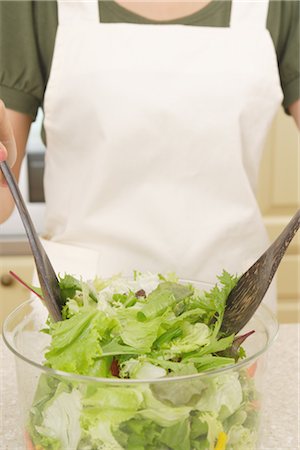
[
  {"x1": 57, "y1": 0, "x2": 99, "y2": 24},
  {"x1": 230, "y1": 0, "x2": 269, "y2": 28}
]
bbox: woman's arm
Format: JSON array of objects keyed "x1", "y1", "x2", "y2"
[
  {"x1": 0, "y1": 101, "x2": 32, "y2": 223},
  {"x1": 288, "y1": 99, "x2": 300, "y2": 129}
]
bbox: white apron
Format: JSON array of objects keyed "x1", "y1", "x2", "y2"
[{"x1": 42, "y1": 0, "x2": 283, "y2": 307}]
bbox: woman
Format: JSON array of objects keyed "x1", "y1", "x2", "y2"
[{"x1": 0, "y1": 0, "x2": 299, "y2": 307}]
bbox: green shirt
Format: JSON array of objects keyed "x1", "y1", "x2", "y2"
[{"x1": 0, "y1": 0, "x2": 299, "y2": 119}]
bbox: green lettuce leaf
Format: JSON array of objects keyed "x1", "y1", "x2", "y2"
[
  {"x1": 169, "y1": 322, "x2": 211, "y2": 355},
  {"x1": 80, "y1": 386, "x2": 144, "y2": 448},
  {"x1": 118, "y1": 417, "x2": 163, "y2": 449},
  {"x1": 101, "y1": 337, "x2": 143, "y2": 357},
  {"x1": 160, "y1": 418, "x2": 191, "y2": 450},
  {"x1": 119, "y1": 358, "x2": 167, "y2": 379},
  {"x1": 31, "y1": 381, "x2": 82, "y2": 450},
  {"x1": 226, "y1": 424, "x2": 257, "y2": 450},
  {"x1": 191, "y1": 412, "x2": 223, "y2": 450},
  {"x1": 118, "y1": 308, "x2": 163, "y2": 352},
  {"x1": 37, "y1": 390, "x2": 81, "y2": 450},
  {"x1": 152, "y1": 364, "x2": 205, "y2": 406},
  {"x1": 137, "y1": 386, "x2": 192, "y2": 427},
  {"x1": 185, "y1": 354, "x2": 235, "y2": 371},
  {"x1": 137, "y1": 281, "x2": 193, "y2": 321},
  {"x1": 45, "y1": 309, "x2": 116, "y2": 374},
  {"x1": 204, "y1": 271, "x2": 239, "y2": 336},
  {"x1": 195, "y1": 373, "x2": 242, "y2": 420},
  {"x1": 58, "y1": 273, "x2": 97, "y2": 304}
]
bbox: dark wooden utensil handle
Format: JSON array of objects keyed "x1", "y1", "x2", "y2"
[
  {"x1": 0, "y1": 161, "x2": 62, "y2": 321},
  {"x1": 221, "y1": 209, "x2": 300, "y2": 336}
]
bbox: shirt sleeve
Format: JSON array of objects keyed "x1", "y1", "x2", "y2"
[
  {"x1": 267, "y1": 0, "x2": 300, "y2": 112},
  {"x1": 0, "y1": 1, "x2": 57, "y2": 120}
]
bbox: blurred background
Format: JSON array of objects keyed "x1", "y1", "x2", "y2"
[
  {"x1": 0, "y1": 108, "x2": 299, "y2": 328},
  {"x1": 257, "y1": 108, "x2": 299, "y2": 324}
]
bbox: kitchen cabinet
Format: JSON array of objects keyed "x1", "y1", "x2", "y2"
[
  {"x1": 0, "y1": 255, "x2": 34, "y2": 330},
  {"x1": 258, "y1": 107, "x2": 299, "y2": 323}
]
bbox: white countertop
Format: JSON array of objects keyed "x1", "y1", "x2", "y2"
[{"x1": 1, "y1": 323, "x2": 299, "y2": 450}]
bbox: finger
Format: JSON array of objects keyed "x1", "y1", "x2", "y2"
[
  {"x1": 0, "y1": 141, "x2": 8, "y2": 161},
  {"x1": 0, "y1": 100, "x2": 17, "y2": 167},
  {"x1": 0, "y1": 142, "x2": 8, "y2": 186}
]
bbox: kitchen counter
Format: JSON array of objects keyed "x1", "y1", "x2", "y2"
[
  {"x1": 0, "y1": 236, "x2": 31, "y2": 256},
  {"x1": 0, "y1": 323, "x2": 299, "y2": 450}
]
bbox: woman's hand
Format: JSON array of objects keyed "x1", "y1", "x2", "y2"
[
  {"x1": 0, "y1": 100, "x2": 18, "y2": 182},
  {"x1": 289, "y1": 99, "x2": 300, "y2": 130},
  {"x1": 0, "y1": 100, "x2": 32, "y2": 222}
]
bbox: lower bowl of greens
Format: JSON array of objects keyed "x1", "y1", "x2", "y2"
[{"x1": 3, "y1": 271, "x2": 278, "y2": 450}]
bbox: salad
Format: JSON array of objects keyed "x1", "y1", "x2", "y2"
[{"x1": 26, "y1": 271, "x2": 260, "y2": 450}]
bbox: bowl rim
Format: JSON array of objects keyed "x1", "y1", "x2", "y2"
[{"x1": 2, "y1": 284, "x2": 279, "y2": 385}]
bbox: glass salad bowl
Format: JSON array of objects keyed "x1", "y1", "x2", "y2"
[{"x1": 3, "y1": 276, "x2": 278, "y2": 450}]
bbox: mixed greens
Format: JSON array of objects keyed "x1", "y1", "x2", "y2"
[{"x1": 27, "y1": 271, "x2": 260, "y2": 450}]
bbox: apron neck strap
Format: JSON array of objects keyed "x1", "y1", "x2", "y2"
[
  {"x1": 57, "y1": 0, "x2": 99, "y2": 24},
  {"x1": 230, "y1": 0, "x2": 269, "y2": 28}
]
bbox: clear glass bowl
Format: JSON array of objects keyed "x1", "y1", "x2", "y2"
[{"x1": 3, "y1": 280, "x2": 278, "y2": 450}]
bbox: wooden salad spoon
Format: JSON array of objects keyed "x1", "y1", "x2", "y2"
[{"x1": 221, "y1": 209, "x2": 300, "y2": 336}]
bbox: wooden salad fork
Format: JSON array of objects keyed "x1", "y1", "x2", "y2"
[{"x1": 0, "y1": 161, "x2": 63, "y2": 322}]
